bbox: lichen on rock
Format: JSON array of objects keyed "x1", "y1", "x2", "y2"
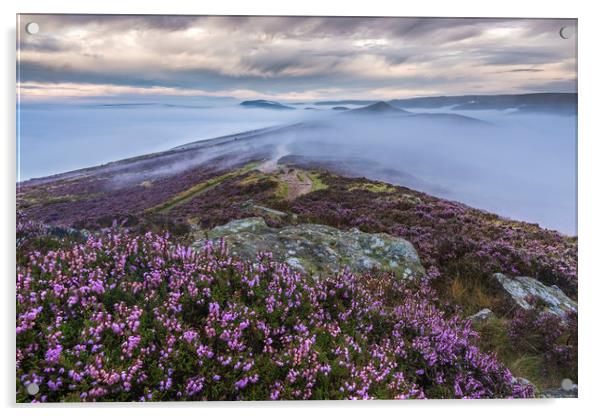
[
  {"x1": 193, "y1": 217, "x2": 425, "y2": 280},
  {"x1": 490, "y1": 273, "x2": 577, "y2": 320}
]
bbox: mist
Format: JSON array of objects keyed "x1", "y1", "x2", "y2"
[
  {"x1": 17, "y1": 101, "x2": 318, "y2": 181},
  {"x1": 274, "y1": 113, "x2": 577, "y2": 235},
  {"x1": 17, "y1": 101, "x2": 577, "y2": 235}
]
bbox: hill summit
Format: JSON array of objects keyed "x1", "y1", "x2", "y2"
[
  {"x1": 351, "y1": 101, "x2": 410, "y2": 114},
  {"x1": 240, "y1": 100, "x2": 295, "y2": 110}
]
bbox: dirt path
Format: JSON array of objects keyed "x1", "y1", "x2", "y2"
[{"x1": 280, "y1": 169, "x2": 313, "y2": 200}]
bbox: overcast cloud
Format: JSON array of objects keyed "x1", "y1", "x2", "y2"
[{"x1": 17, "y1": 15, "x2": 577, "y2": 101}]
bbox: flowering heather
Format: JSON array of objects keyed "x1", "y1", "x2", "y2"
[
  {"x1": 508, "y1": 297, "x2": 578, "y2": 380},
  {"x1": 17, "y1": 161, "x2": 577, "y2": 396},
  {"x1": 16, "y1": 225, "x2": 533, "y2": 402},
  {"x1": 16, "y1": 153, "x2": 268, "y2": 232},
  {"x1": 17, "y1": 210, "x2": 45, "y2": 249},
  {"x1": 19, "y1": 164, "x2": 577, "y2": 297},
  {"x1": 286, "y1": 173, "x2": 577, "y2": 297}
]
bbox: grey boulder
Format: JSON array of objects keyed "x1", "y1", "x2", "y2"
[
  {"x1": 490, "y1": 273, "x2": 577, "y2": 320},
  {"x1": 193, "y1": 217, "x2": 424, "y2": 280}
]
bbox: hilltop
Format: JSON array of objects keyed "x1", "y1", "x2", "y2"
[
  {"x1": 389, "y1": 93, "x2": 577, "y2": 114},
  {"x1": 240, "y1": 100, "x2": 295, "y2": 110},
  {"x1": 342, "y1": 101, "x2": 487, "y2": 124},
  {"x1": 349, "y1": 101, "x2": 411, "y2": 115},
  {"x1": 313, "y1": 93, "x2": 576, "y2": 114}
]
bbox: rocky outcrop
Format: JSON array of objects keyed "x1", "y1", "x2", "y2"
[
  {"x1": 490, "y1": 273, "x2": 577, "y2": 320},
  {"x1": 193, "y1": 217, "x2": 424, "y2": 280}
]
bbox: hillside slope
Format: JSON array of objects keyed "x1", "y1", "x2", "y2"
[{"x1": 16, "y1": 114, "x2": 577, "y2": 399}]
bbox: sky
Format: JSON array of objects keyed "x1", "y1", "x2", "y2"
[{"x1": 17, "y1": 15, "x2": 577, "y2": 102}]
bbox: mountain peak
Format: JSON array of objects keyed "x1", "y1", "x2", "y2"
[{"x1": 351, "y1": 101, "x2": 410, "y2": 114}]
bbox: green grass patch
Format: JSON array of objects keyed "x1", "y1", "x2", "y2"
[
  {"x1": 237, "y1": 171, "x2": 271, "y2": 186},
  {"x1": 348, "y1": 182, "x2": 396, "y2": 194},
  {"x1": 309, "y1": 172, "x2": 328, "y2": 192},
  {"x1": 20, "y1": 193, "x2": 93, "y2": 208},
  {"x1": 275, "y1": 181, "x2": 290, "y2": 199},
  {"x1": 148, "y1": 162, "x2": 259, "y2": 214}
]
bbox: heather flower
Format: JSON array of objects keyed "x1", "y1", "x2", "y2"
[{"x1": 16, "y1": 224, "x2": 534, "y2": 402}]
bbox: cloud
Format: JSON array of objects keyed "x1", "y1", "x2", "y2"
[
  {"x1": 503, "y1": 68, "x2": 545, "y2": 73},
  {"x1": 482, "y1": 49, "x2": 564, "y2": 66},
  {"x1": 17, "y1": 15, "x2": 577, "y2": 100}
]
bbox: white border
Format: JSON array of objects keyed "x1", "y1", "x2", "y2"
[{"x1": 2, "y1": 1, "x2": 601, "y2": 415}]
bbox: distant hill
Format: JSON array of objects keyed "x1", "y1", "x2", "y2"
[
  {"x1": 312, "y1": 93, "x2": 576, "y2": 114},
  {"x1": 389, "y1": 93, "x2": 577, "y2": 114},
  {"x1": 349, "y1": 101, "x2": 411, "y2": 115},
  {"x1": 343, "y1": 101, "x2": 489, "y2": 125},
  {"x1": 315, "y1": 100, "x2": 376, "y2": 106},
  {"x1": 332, "y1": 106, "x2": 350, "y2": 111},
  {"x1": 240, "y1": 100, "x2": 295, "y2": 110},
  {"x1": 406, "y1": 112, "x2": 491, "y2": 125}
]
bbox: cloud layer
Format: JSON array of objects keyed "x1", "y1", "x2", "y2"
[{"x1": 17, "y1": 15, "x2": 577, "y2": 100}]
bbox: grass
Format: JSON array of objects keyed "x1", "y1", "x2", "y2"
[
  {"x1": 348, "y1": 182, "x2": 396, "y2": 193},
  {"x1": 473, "y1": 317, "x2": 559, "y2": 391},
  {"x1": 437, "y1": 275, "x2": 564, "y2": 390},
  {"x1": 446, "y1": 275, "x2": 499, "y2": 316},
  {"x1": 19, "y1": 193, "x2": 92, "y2": 208},
  {"x1": 275, "y1": 181, "x2": 290, "y2": 199},
  {"x1": 237, "y1": 171, "x2": 270, "y2": 186},
  {"x1": 147, "y1": 162, "x2": 259, "y2": 214},
  {"x1": 308, "y1": 172, "x2": 328, "y2": 192},
  {"x1": 240, "y1": 169, "x2": 324, "y2": 201}
]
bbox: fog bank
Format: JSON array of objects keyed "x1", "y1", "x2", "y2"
[{"x1": 18, "y1": 102, "x2": 577, "y2": 235}]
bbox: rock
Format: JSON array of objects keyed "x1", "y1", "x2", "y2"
[
  {"x1": 470, "y1": 308, "x2": 494, "y2": 323},
  {"x1": 539, "y1": 384, "x2": 578, "y2": 398},
  {"x1": 490, "y1": 273, "x2": 577, "y2": 320},
  {"x1": 516, "y1": 377, "x2": 533, "y2": 387},
  {"x1": 193, "y1": 217, "x2": 424, "y2": 280},
  {"x1": 48, "y1": 226, "x2": 90, "y2": 240},
  {"x1": 240, "y1": 200, "x2": 298, "y2": 221},
  {"x1": 511, "y1": 377, "x2": 535, "y2": 392}
]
